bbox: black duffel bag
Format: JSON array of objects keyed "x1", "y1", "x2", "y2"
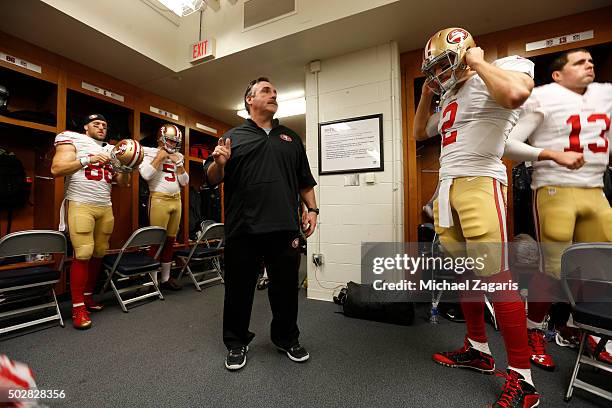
[{"x1": 341, "y1": 281, "x2": 415, "y2": 326}]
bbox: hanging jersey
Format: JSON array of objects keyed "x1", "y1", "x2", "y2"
[
  {"x1": 438, "y1": 56, "x2": 535, "y2": 184},
  {"x1": 140, "y1": 146, "x2": 182, "y2": 194},
  {"x1": 54, "y1": 131, "x2": 114, "y2": 206},
  {"x1": 521, "y1": 82, "x2": 612, "y2": 189}
]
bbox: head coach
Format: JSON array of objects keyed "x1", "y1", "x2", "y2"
[{"x1": 203, "y1": 77, "x2": 318, "y2": 371}]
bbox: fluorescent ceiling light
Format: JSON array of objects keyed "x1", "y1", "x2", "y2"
[
  {"x1": 237, "y1": 97, "x2": 306, "y2": 119},
  {"x1": 158, "y1": 0, "x2": 205, "y2": 16}
]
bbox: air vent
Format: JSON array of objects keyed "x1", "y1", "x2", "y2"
[{"x1": 244, "y1": 0, "x2": 295, "y2": 29}]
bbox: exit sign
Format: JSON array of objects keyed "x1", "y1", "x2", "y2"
[{"x1": 190, "y1": 38, "x2": 216, "y2": 63}]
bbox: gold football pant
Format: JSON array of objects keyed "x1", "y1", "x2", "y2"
[
  {"x1": 148, "y1": 191, "x2": 182, "y2": 237},
  {"x1": 67, "y1": 201, "x2": 114, "y2": 260},
  {"x1": 533, "y1": 186, "x2": 612, "y2": 279},
  {"x1": 434, "y1": 176, "x2": 508, "y2": 277}
]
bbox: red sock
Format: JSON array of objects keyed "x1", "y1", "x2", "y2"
[
  {"x1": 459, "y1": 275, "x2": 487, "y2": 343},
  {"x1": 148, "y1": 245, "x2": 160, "y2": 259},
  {"x1": 70, "y1": 259, "x2": 89, "y2": 306},
  {"x1": 489, "y1": 269, "x2": 531, "y2": 369},
  {"x1": 160, "y1": 236, "x2": 176, "y2": 264},
  {"x1": 84, "y1": 257, "x2": 103, "y2": 296},
  {"x1": 527, "y1": 272, "x2": 560, "y2": 323}
]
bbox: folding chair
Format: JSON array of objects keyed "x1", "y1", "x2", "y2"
[
  {"x1": 561, "y1": 243, "x2": 612, "y2": 403},
  {"x1": 0, "y1": 230, "x2": 66, "y2": 334},
  {"x1": 100, "y1": 226, "x2": 166, "y2": 312},
  {"x1": 176, "y1": 222, "x2": 224, "y2": 291}
]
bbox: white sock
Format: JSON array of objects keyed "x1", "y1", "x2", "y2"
[
  {"x1": 72, "y1": 302, "x2": 84, "y2": 308},
  {"x1": 468, "y1": 338, "x2": 492, "y2": 355},
  {"x1": 527, "y1": 318, "x2": 544, "y2": 330},
  {"x1": 161, "y1": 262, "x2": 171, "y2": 283},
  {"x1": 262, "y1": 267, "x2": 268, "y2": 279},
  {"x1": 508, "y1": 366, "x2": 534, "y2": 386},
  {"x1": 567, "y1": 314, "x2": 578, "y2": 328}
]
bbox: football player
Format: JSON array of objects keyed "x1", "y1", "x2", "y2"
[
  {"x1": 414, "y1": 28, "x2": 539, "y2": 407},
  {"x1": 51, "y1": 114, "x2": 135, "y2": 329},
  {"x1": 139, "y1": 124, "x2": 189, "y2": 290},
  {"x1": 505, "y1": 48, "x2": 612, "y2": 368}
]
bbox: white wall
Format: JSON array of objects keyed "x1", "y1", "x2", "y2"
[{"x1": 305, "y1": 42, "x2": 403, "y2": 302}]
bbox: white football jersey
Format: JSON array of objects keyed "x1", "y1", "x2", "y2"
[
  {"x1": 140, "y1": 147, "x2": 183, "y2": 194},
  {"x1": 437, "y1": 56, "x2": 535, "y2": 184},
  {"x1": 54, "y1": 131, "x2": 114, "y2": 205},
  {"x1": 522, "y1": 82, "x2": 612, "y2": 189}
]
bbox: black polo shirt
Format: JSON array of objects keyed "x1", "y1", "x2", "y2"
[{"x1": 203, "y1": 119, "x2": 317, "y2": 239}]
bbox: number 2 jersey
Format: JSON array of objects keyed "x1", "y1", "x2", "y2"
[
  {"x1": 139, "y1": 146, "x2": 187, "y2": 194},
  {"x1": 437, "y1": 56, "x2": 535, "y2": 184},
  {"x1": 54, "y1": 131, "x2": 115, "y2": 206},
  {"x1": 521, "y1": 82, "x2": 612, "y2": 189}
]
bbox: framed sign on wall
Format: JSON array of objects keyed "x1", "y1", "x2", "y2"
[{"x1": 318, "y1": 114, "x2": 383, "y2": 175}]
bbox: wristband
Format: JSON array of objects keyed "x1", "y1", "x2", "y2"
[{"x1": 79, "y1": 156, "x2": 91, "y2": 167}]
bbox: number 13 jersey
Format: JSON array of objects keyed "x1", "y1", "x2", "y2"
[
  {"x1": 54, "y1": 131, "x2": 115, "y2": 206},
  {"x1": 438, "y1": 56, "x2": 535, "y2": 184},
  {"x1": 522, "y1": 82, "x2": 612, "y2": 189}
]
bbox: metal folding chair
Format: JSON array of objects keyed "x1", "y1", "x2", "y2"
[
  {"x1": 0, "y1": 230, "x2": 66, "y2": 334},
  {"x1": 176, "y1": 222, "x2": 224, "y2": 291},
  {"x1": 561, "y1": 243, "x2": 612, "y2": 403},
  {"x1": 100, "y1": 226, "x2": 166, "y2": 312}
]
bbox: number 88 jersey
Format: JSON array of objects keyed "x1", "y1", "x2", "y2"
[
  {"x1": 54, "y1": 131, "x2": 115, "y2": 205},
  {"x1": 522, "y1": 82, "x2": 612, "y2": 189}
]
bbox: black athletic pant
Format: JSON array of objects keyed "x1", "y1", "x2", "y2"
[{"x1": 223, "y1": 231, "x2": 301, "y2": 350}]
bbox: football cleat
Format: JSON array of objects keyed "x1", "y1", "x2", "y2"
[
  {"x1": 72, "y1": 305, "x2": 92, "y2": 330},
  {"x1": 433, "y1": 336, "x2": 495, "y2": 373},
  {"x1": 490, "y1": 369, "x2": 540, "y2": 408},
  {"x1": 586, "y1": 335, "x2": 612, "y2": 365},
  {"x1": 84, "y1": 296, "x2": 104, "y2": 312},
  {"x1": 528, "y1": 329, "x2": 555, "y2": 371}
]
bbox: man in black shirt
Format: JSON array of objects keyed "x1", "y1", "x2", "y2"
[{"x1": 204, "y1": 77, "x2": 318, "y2": 371}]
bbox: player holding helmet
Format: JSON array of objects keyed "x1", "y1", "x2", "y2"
[
  {"x1": 139, "y1": 124, "x2": 189, "y2": 290},
  {"x1": 414, "y1": 28, "x2": 539, "y2": 407},
  {"x1": 52, "y1": 114, "x2": 142, "y2": 330}
]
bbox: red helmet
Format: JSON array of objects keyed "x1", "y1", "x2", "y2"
[
  {"x1": 110, "y1": 139, "x2": 144, "y2": 172},
  {"x1": 157, "y1": 124, "x2": 182, "y2": 153}
]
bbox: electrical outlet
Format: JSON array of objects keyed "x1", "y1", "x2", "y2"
[{"x1": 312, "y1": 253, "x2": 324, "y2": 267}]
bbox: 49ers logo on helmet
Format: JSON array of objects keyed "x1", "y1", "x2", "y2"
[
  {"x1": 112, "y1": 139, "x2": 144, "y2": 170},
  {"x1": 446, "y1": 29, "x2": 469, "y2": 44},
  {"x1": 116, "y1": 143, "x2": 128, "y2": 155}
]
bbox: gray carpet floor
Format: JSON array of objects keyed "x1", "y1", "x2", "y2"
[{"x1": 1, "y1": 283, "x2": 611, "y2": 408}]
